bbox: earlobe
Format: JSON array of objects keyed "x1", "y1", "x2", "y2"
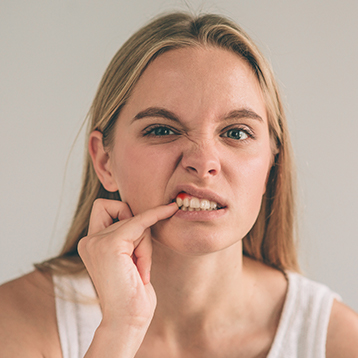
[{"x1": 88, "y1": 131, "x2": 119, "y2": 192}]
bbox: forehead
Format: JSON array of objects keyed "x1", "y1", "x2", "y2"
[{"x1": 123, "y1": 46, "x2": 267, "y2": 123}]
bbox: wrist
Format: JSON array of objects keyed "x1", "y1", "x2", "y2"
[
  {"x1": 85, "y1": 322, "x2": 147, "y2": 358},
  {"x1": 100, "y1": 305, "x2": 154, "y2": 331}
]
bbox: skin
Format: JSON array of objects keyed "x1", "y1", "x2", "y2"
[
  {"x1": 0, "y1": 46, "x2": 358, "y2": 357},
  {"x1": 95, "y1": 46, "x2": 273, "y2": 256},
  {"x1": 86, "y1": 46, "x2": 281, "y2": 357}
]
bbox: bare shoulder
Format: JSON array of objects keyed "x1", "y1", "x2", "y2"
[
  {"x1": 326, "y1": 299, "x2": 358, "y2": 358},
  {"x1": 0, "y1": 270, "x2": 62, "y2": 357}
]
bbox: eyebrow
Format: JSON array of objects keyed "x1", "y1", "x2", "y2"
[
  {"x1": 224, "y1": 109, "x2": 263, "y2": 122},
  {"x1": 133, "y1": 107, "x2": 180, "y2": 123},
  {"x1": 132, "y1": 107, "x2": 263, "y2": 123}
]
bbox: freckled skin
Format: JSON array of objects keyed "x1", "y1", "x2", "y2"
[{"x1": 108, "y1": 47, "x2": 273, "y2": 255}]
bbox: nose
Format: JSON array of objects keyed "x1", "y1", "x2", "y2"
[{"x1": 180, "y1": 139, "x2": 221, "y2": 178}]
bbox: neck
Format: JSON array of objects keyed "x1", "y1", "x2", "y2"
[
  {"x1": 150, "y1": 240, "x2": 253, "y2": 331},
  {"x1": 142, "y1": 241, "x2": 288, "y2": 357}
]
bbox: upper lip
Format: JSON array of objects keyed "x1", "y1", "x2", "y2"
[{"x1": 170, "y1": 185, "x2": 228, "y2": 208}]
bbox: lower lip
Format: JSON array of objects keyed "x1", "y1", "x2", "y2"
[{"x1": 173, "y1": 207, "x2": 228, "y2": 221}]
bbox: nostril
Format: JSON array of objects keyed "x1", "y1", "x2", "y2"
[{"x1": 185, "y1": 165, "x2": 219, "y2": 177}]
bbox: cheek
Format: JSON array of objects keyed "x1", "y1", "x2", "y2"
[
  {"x1": 231, "y1": 151, "x2": 272, "y2": 215},
  {"x1": 111, "y1": 144, "x2": 176, "y2": 212},
  {"x1": 249, "y1": 141, "x2": 273, "y2": 194}
]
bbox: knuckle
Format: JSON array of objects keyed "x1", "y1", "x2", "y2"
[
  {"x1": 77, "y1": 237, "x2": 88, "y2": 256},
  {"x1": 92, "y1": 198, "x2": 106, "y2": 210}
]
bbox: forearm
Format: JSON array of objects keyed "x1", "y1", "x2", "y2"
[{"x1": 84, "y1": 323, "x2": 147, "y2": 358}]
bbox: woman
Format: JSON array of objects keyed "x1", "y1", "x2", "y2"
[{"x1": 0, "y1": 12, "x2": 357, "y2": 358}]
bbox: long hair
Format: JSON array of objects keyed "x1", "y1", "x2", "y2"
[{"x1": 36, "y1": 12, "x2": 299, "y2": 275}]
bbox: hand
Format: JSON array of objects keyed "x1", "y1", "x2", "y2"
[{"x1": 78, "y1": 199, "x2": 178, "y2": 332}]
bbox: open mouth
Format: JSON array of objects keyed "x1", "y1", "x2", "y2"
[{"x1": 175, "y1": 192, "x2": 224, "y2": 211}]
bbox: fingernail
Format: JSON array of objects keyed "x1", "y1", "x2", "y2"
[{"x1": 143, "y1": 270, "x2": 150, "y2": 285}]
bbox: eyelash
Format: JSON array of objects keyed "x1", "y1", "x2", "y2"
[
  {"x1": 142, "y1": 124, "x2": 255, "y2": 141},
  {"x1": 221, "y1": 126, "x2": 255, "y2": 141},
  {"x1": 142, "y1": 125, "x2": 179, "y2": 137}
]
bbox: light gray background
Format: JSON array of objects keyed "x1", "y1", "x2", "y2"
[{"x1": 1, "y1": 1, "x2": 357, "y2": 311}]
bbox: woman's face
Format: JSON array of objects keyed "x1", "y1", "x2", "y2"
[{"x1": 108, "y1": 46, "x2": 273, "y2": 255}]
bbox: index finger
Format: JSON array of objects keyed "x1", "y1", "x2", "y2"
[{"x1": 119, "y1": 202, "x2": 178, "y2": 242}]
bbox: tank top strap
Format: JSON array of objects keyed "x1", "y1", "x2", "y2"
[
  {"x1": 53, "y1": 273, "x2": 102, "y2": 358},
  {"x1": 53, "y1": 271, "x2": 339, "y2": 358},
  {"x1": 267, "y1": 271, "x2": 340, "y2": 358}
]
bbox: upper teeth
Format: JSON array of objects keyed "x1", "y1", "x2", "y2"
[{"x1": 176, "y1": 196, "x2": 219, "y2": 211}]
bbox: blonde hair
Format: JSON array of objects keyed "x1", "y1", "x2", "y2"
[{"x1": 36, "y1": 12, "x2": 299, "y2": 275}]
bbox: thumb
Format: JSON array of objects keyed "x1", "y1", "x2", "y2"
[{"x1": 133, "y1": 228, "x2": 153, "y2": 285}]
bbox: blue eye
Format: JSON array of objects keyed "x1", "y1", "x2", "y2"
[{"x1": 223, "y1": 128, "x2": 249, "y2": 140}]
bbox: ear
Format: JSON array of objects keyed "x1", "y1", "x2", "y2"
[{"x1": 88, "y1": 131, "x2": 119, "y2": 192}]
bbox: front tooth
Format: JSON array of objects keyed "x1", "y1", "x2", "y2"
[
  {"x1": 189, "y1": 197, "x2": 200, "y2": 209},
  {"x1": 176, "y1": 197, "x2": 183, "y2": 207},
  {"x1": 200, "y1": 199, "x2": 211, "y2": 210},
  {"x1": 210, "y1": 201, "x2": 217, "y2": 210},
  {"x1": 176, "y1": 194, "x2": 219, "y2": 211}
]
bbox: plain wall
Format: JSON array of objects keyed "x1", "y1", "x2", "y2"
[{"x1": 1, "y1": 0, "x2": 357, "y2": 311}]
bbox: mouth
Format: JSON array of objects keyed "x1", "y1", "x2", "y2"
[{"x1": 174, "y1": 192, "x2": 225, "y2": 212}]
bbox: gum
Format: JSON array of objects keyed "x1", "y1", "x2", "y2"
[{"x1": 176, "y1": 192, "x2": 192, "y2": 200}]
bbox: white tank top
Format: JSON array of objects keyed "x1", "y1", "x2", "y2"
[{"x1": 53, "y1": 271, "x2": 339, "y2": 358}]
